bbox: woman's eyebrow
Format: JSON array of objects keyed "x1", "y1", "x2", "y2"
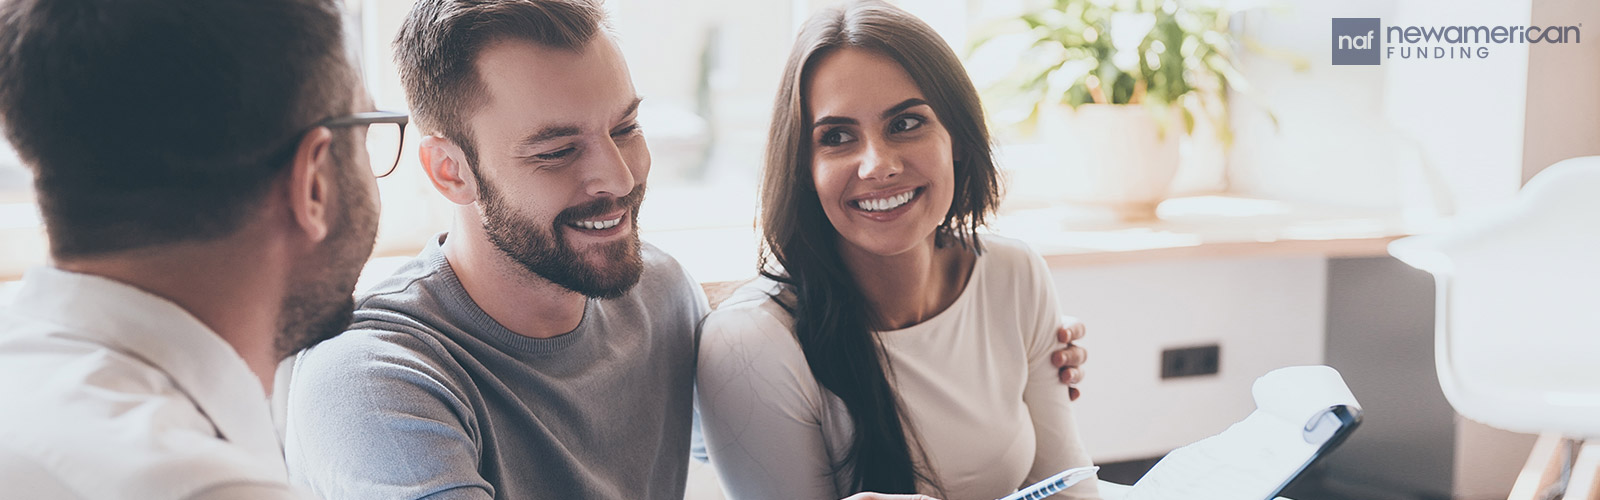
[
  {"x1": 811, "y1": 98, "x2": 929, "y2": 129},
  {"x1": 880, "y1": 98, "x2": 928, "y2": 119}
]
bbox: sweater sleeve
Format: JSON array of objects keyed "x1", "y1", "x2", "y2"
[
  {"x1": 1018, "y1": 246, "x2": 1102, "y2": 500},
  {"x1": 695, "y1": 302, "x2": 843, "y2": 500},
  {"x1": 282, "y1": 329, "x2": 492, "y2": 500}
]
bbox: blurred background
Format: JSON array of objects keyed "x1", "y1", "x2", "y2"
[{"x1": 3, "y1": 0, "x2": 1598, "y2": 498}]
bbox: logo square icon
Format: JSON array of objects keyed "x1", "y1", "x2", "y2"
[{"x1": 1332, "y1": 18, "x2": 1381, "y2": 65}]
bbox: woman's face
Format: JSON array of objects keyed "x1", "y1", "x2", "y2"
[{"x1": 805, "y1": 48, "x2": 956, "y2": 260}]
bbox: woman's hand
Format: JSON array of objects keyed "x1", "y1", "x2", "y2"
[{"x1": 1050, "y1": 316, "x2": 1089, "y2": 401}]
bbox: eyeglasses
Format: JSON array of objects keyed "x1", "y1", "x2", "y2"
[{"x1": 318, "y1": 111, "x2": 410, "y2": 178}]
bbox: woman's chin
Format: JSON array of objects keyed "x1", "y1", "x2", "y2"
[{"x1": 836, "y1": 230, "x2": 940, "y2": 260}]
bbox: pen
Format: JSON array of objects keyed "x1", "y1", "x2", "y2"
[{"x1": 996, "y1": 466, "x2": 1100, "y2": 500}]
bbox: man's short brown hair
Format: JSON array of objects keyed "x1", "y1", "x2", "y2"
[
  {"x1": 0, "y1": 0, "x2": 355, "y2": 258},
  {"x1": 393, "y1": 0, "x2": 606, "y2": 167}
]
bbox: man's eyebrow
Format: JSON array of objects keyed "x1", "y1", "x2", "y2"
[
  {"x1": 811, "y1": 98, "x2": 930, "y2": 129},
  {"x1": 519, "y1": 125, "x2": 582, "y2": 146},
  {"x1": 616, "y1": 97, "x2": 642, "y2": 123},
  {"x1": 519, "y1": 97, "x2": 644, "y2": 146}
]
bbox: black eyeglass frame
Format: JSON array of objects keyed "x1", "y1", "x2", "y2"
[{"x1": 317, "y1": 111, "x2": 410, "y2": 178}]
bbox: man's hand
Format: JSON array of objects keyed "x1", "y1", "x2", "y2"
[
  {"x1": 1050, "y1": 316, "x2": 1089, "y2": 401},
  {"x1": 843, "y1": 494, "x2": 939, "y2": 500}
]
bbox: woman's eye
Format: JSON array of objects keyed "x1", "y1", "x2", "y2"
[
  {"x1": 891, "y1": 115, "x2": 924, "y2": 133},
  {"x1": 819, "y1": 129, "x2": 855, "y2": 147}
]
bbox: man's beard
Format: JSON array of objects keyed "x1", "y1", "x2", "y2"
[
  {"x1": 478, "y1": 178, "x2": 646, "y2": 300},
  {"x1": 274, "y1": 145, "x2": 380, "y2": 359}
]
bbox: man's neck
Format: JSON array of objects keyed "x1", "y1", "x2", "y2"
[
  {"x1": 441, "y1": 229, "x2": 587, "y2": 340},
  {"x1": 56, "y1": 238, "x2": 288, "y2": 394}
]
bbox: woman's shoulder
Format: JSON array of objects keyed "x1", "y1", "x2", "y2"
[
  {"x1": 711, "y1": 276, "x2": 793, "y2": 319},
  {"x1": 977, "y1": 233, "x2": 1043, "y2": 261},
  {"x1": 698, "y1": 278, "x2": 820, "y2": 398},
  {"x1": 701, "y1": 277, "x2": 799, "y2": 346},
  {"x1": 975, "y1": 233, "x2": 1051, "y2": 280}
]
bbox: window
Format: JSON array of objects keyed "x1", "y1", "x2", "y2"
[
  {"x1": 0, "y1": 141, "x2": 28, "y2": 204},
  {"x1": 5, "y1": 0, "x2": 1531, "y2": 280},
  {"x1": 0, "y1": 139, "x2": 27, "y2": 201}
]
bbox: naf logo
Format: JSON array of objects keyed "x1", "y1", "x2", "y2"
[{"x1": 1332, "y1": 18, "x2": 1382, "y2": 65}]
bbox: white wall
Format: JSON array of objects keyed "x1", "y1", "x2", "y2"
[
  {"x1": 1382, "y1": 0, "x2": 1532, "y2": 215},
  {"x1": 1229, "y1": 0, "x2": 1404, "y2": 210},
  {"x1": 1521, "y1": 0, "x2": 1600, "y2": 183},
  {"x1": 1230, "y1": 0, "x2": 1534, "y2": 218},
  {"x1": 1054, "y1": 256, "x2": 1327, "y2": 462}
]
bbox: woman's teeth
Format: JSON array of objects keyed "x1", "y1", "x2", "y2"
[
  {"x1": 854, "y1": 190, "x2": 916, "y2": 212},
  {"x1": 571, "y1": 217, "x2": 622, "y2": 230}
]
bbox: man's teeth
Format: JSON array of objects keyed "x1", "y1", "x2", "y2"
[
  {"x1": 571, "y1": 217, "x2": 622, "y2": 230},
  {"x1": 855, "y1": 191, "x2": 915, "y2": 212}
]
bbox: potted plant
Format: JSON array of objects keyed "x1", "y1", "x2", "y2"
[{"x1": 978, "y1": 0, "x2": 1268, "y2": 221}]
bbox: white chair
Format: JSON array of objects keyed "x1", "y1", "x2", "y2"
[{"x1": 1390, "y1": 156, "x2": 1600, "y2": 500}]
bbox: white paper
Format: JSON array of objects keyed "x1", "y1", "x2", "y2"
[
  {"x1": 1120, "y1": 366, "x2": 1361, "y2": 500},
  {"x1": 1252, "y1": 365, "x2": 1360, "y2": 425}
]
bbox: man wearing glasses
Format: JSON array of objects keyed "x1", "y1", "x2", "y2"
[
  {"x1": 281, "y1": 1, "x2": 1089, "y2": 499},
  {"x1": 0, "y1": 0, "x2": 398, "y2": 498}
]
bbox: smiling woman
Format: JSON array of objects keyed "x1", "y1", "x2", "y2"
[{"x1": 693, "y1": 2, "x2": 1100, "y2": 500}]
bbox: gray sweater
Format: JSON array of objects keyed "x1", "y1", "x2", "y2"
[{"x1": 281, "y1": 234, "x2": 707, "y2": 499}]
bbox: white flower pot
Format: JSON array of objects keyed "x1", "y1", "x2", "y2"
[{"x1": 1035, "y1": 103, "x2": 1181, "y2": 221}]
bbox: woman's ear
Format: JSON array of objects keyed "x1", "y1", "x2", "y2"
[
  {"x1": 418, "y1": 135, "x2": 478, "y2": 205},
  {"x1": 285, "y1": 126, "x2": 337, "y2": 245}
]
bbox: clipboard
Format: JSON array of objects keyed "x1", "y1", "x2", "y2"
[
  {"x1": 1120, "y1": 366, "x2": 1364, "y2": 500},
  {"x1": 1270, "y1": 404, "x2": 1362, "y2": 499}
]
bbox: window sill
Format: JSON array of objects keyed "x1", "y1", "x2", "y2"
[
  {"x1": 994, "y1": 195, "x2": 1413, "y2": 269},
  {"x1": 657, "y1": 195, "x2": 1413, "y2": 285}
]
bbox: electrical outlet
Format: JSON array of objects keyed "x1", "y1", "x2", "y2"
[{"x1": 1161, "y1": 344, "x2": 1220, "y2": 379}]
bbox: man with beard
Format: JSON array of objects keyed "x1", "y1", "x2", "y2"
[
  {"x1": 0, "y1": 0, "x2": 385, "y2": 498},
  {"x1": 281, "y1": 1, "x2": 1086, "y2": 499}
]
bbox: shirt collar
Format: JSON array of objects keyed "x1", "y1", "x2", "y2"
[{"x1": 9, "y1": 266, "x2": 288, "y2": 479}]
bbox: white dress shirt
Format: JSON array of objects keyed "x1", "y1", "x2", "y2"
[{"x1": 0, "y1": 267, "x2": 300, "y2": 499}]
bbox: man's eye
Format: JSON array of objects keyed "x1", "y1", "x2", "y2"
[
  {"x1": 535, "y1": 148, "x2": 575, "y2": 161},
  {"x1": 612, "y1": 123, "x2": 642, "y2": 137},
  {"x1": 819, "y1": 129, "x2": 855, "y2": 147},
  {"x1": 891, "y1": 115, "x2": 924, "y2": 133}
]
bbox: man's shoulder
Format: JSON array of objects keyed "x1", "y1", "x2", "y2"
[
  {"x1": 0, "y1": 333, "x2": 285, "y2": 499},
  {"x1": 339, "y1": 253, "x2": 473, "y2": 365},
  {"x1": 283, "y1": 326, "x2": 477, "y2": 442},
  {"x1": 1, "y1": 430, "x2": 290, "y2": 500},
  {"x1": 293, "y1": 326, "x2": 460, "y2": 388},
  {"x1": 353, "y1": 251, "x2": 449, "y2": 314},
  {"x1": 633, "y1": 240, "x2": 708, "y2": 309},
  {"x1": 0, "y1": 326, "x2": 196, "y2": 425},
  {"x1": 638, "y1": 240, "x2": 695, "y2": 286}
]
